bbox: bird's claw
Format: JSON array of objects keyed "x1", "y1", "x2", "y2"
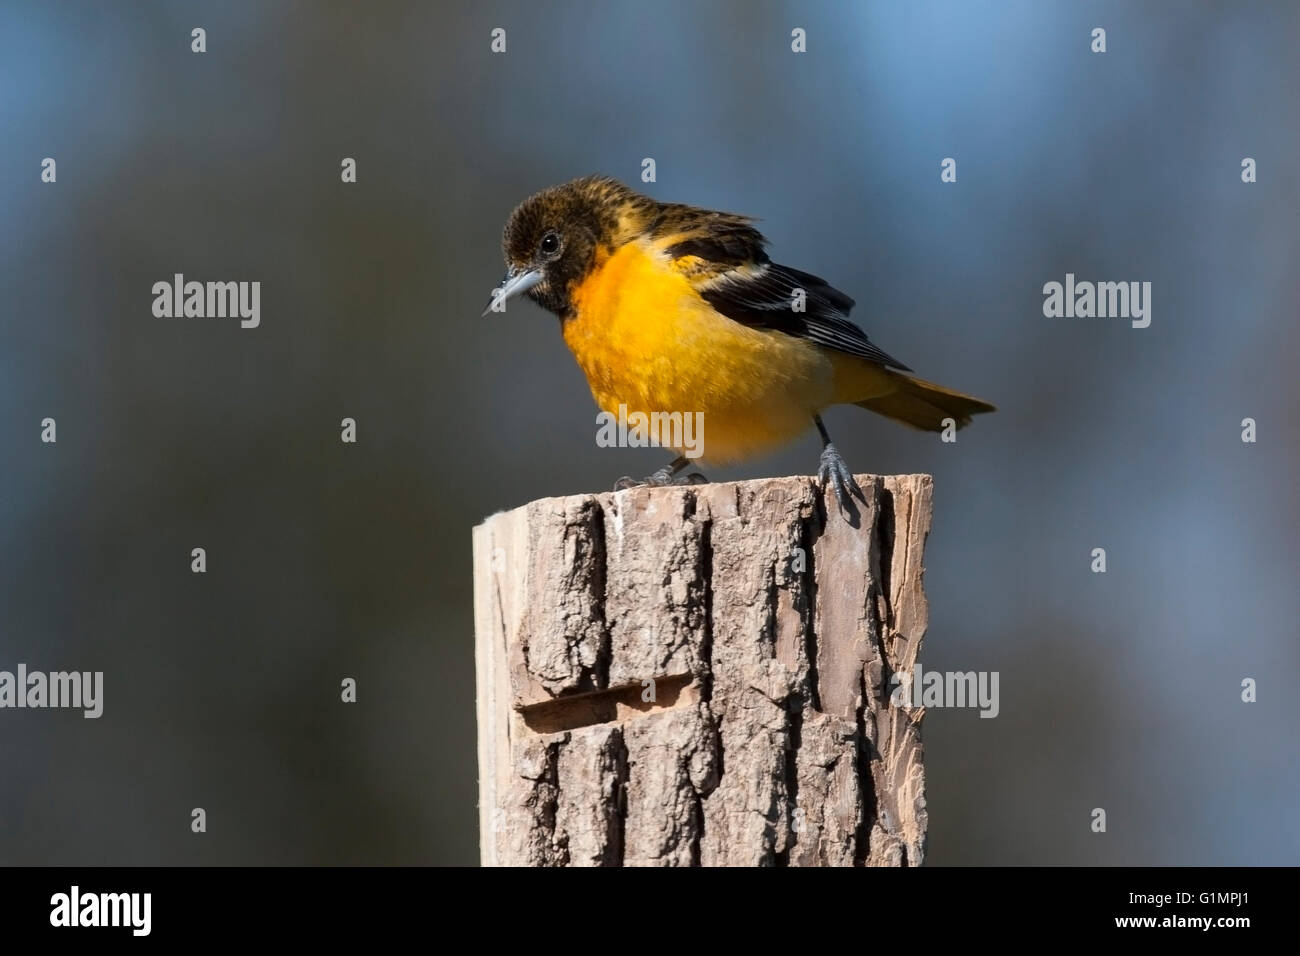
[
  {"x1": 613, "y1": 469, "x2": 709, "y2": 491},
  {"x1": 818, "y1": 443, "x2": 864, "y2": 514}
]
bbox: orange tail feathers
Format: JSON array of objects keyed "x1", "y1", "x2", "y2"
[{"x1": 854, "y1": 371, "x2": 996, "y2": 431}]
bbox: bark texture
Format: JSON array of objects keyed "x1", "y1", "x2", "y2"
[{"x1": 472, "y1": 475, "x2": 931, "y2": 867}]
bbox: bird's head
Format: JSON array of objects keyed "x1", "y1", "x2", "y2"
[{"x1": 486, "y1": 175, "x2": 645, "y2": 318}]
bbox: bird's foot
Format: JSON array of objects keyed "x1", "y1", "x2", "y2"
[
  {"x1": 613, "y1": 468, "x2": 708, "y2": 491},
  {"x1": 818, "y1": 443, "x2": 864, "y2": 514}
]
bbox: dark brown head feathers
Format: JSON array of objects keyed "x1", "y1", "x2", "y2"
[
  {"x1": 498, "y1": 175, "x2": 766, "y2": 318},
  {"x1": 500, "y1": 176, "x2": 647, "y2": 316}
]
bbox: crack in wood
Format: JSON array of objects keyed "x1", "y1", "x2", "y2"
[{"x1": 519, "y1": 674, "x2": 698, "y2": 735}]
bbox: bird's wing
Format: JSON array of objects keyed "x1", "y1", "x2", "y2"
[{"x1": 652, "y1": 213, "x2": 912, "y2": 371}]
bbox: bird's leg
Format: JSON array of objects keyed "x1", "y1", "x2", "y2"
[
  {"x1": 614, "y1": 456, "x2": 708, "y2": 491},
  {"x1": 814, "y1": 414, "x2": 865, "y2": 512}
]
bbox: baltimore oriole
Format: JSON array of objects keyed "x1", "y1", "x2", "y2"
[{"x1": 487, "y1": 175, "x2": 994, "y2": 509}]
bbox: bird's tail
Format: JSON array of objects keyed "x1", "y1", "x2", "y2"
[{"x1": 855, "y1": 371, "x2": 996, "y2": 431}]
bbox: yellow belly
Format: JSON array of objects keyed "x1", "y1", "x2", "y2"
[{"x1": 565, "y1": 241, "x2": 848, "y2": 465}]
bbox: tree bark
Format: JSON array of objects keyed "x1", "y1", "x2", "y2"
[{"x1": 472, "y1": 474, "x2": 932, "y2": 867}]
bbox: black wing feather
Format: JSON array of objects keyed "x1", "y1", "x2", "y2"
[{"x1": 696, "y1": 260, "x2": 911, "y2": 372}]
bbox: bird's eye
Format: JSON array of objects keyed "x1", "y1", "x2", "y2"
[{"x1": 539, "y1": 232, "x2": 560, "y2": 256}]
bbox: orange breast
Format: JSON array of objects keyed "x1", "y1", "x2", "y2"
[{"x1": 564, "y1": 241, "x2": 838, "y2": 465}]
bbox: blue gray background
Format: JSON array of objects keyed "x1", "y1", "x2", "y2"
[{"x1": 1, "y1": 0, "x2": 1296, "y2": 864}]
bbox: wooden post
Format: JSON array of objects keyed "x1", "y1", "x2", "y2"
[{"x1": 472, "y1": 474, "x2": 932, "y2": 867}]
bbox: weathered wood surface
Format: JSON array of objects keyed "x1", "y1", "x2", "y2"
[{"x1": 472, "y1": 474, "x2": 932, "y2": 867}]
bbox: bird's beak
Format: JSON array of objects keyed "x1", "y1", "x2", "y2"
[{"x1": 482, "y1": 267, "x2": 543, "y2": 316}]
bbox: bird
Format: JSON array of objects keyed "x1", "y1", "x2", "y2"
[{"x1": 485, "y1": 175, "x2": 994, "y2": 511}]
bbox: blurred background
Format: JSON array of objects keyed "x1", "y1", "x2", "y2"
[{"x1": 1, "y1": 0, "x2": 1297, "y2": 865}]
